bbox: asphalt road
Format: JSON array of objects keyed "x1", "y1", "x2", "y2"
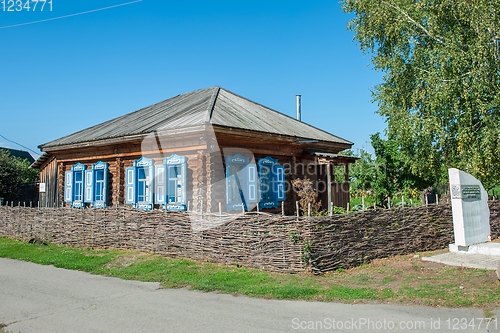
[{"x1": 0, "y1": 258, "x2": 498, "y2": 333}]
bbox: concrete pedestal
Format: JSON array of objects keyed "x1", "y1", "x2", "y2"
[{"x1": 449, "y1": 242, "x2": 500, "y2": 256}]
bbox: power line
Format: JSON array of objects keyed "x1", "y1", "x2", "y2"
[
  {"x1": 0, "y1": 0, "x2": 143, "y2": 30},
  {"x1": 0, "y1": 134, "x2": 41, "y2": 157}
]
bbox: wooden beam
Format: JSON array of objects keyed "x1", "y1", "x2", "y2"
[
  {"x1": 57, "y1": 145, "x2": 208, "y2": 163},
  {"x1": 327, "y1": 164, "x2": 332, "y2": 212}
]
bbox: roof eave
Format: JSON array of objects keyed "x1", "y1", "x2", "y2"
[{"x1": 40, "y1": 125, "x2": 207, "y2": 152}]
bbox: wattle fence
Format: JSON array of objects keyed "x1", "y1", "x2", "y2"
[{"x1": 1, "y1": 201, "x2": 499, "y2": 273}]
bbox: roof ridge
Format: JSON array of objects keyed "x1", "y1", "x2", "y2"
[{"x1": 205, "y1": 86, "x2": 221, "y2": 123}]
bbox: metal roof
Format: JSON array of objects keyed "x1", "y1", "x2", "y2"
[
  {"x1": 40, "y1": 86, "x2": 353, "y2": 149},
  {"x1": 0, "y1": 147, "x2": 35, "y2": 164},
  {"x1": 312, "y1": 152, "x2": 360, "y2": 160}
]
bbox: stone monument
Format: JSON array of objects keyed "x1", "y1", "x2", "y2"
[{"x1": 448, "y1": 168, "x2": 500, "y2": 255}]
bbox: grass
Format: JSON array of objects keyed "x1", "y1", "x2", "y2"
[
  {"x1": 489, "y1": 185, "x2": 500, "y2": 198},
  {"x1": 350, "y1": 196, "x2": 422, "y2": 210},
  {"x1": 1, "y1": 237, "x2": 499, "y2": 311}
]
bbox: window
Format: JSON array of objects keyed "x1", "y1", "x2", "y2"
[
  {"x1": 168, "y1": 165, "x2": 182, "y2": 204},
  {"x1": 64, "y1": 163, "x2": 87, "y2": 208},
  {"x1": 155, "y1": 154, "x2": 187, "y2": 210},
  {"x1": 74, "y1": 171, "x2": 84, "y2": 202},
  {"x1": 84, "y1": 161, "x2": 109, "y2": 208},
  {"x1": 225, "y1": 154, "x2": 258, "y2": 212},
  {"x1": 137, "y1": 167, "x2": 150, "y2": 203},
  {"x1": 125, "y1": 157, "x2": 154, "y2": 210},
  {"x1": 95, "y1": 170, "x2": 105, "y2": 202}
]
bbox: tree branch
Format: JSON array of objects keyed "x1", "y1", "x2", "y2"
[{"x1": 381, "y1": 0, "x2": 445, "y2": 45}]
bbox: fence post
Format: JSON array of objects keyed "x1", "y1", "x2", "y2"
[
  {"x1": 296, "y1": 201, "x2": 299, "y2": 218},
  {"x1": 402, "y1": 196, "x2": 405, "y2": 208},
  {"x1": 436, "y1": 194, "x2": 439, "y2": 205},
  {"x1": 308, "y1": 203, "x2": 311, "y2": 217},
  {"x1": 330, "y1": 202, "x2": 333, "y2": 216},
  {"x1": 219, "y1": 202, "x2": 222, "y2": 216},
  {"x1": 281, "y1": 201, "x2": 284, "y2": 216},
  {"x1": 362, "y1": 196, "x2": 364, "y2": 210},
  {"x1": 425, "y1": 195, "x2": 428, "y2": 206},
  {"x1": 374, "y1": 202, "x2": 376, "y2": 210},
  {"x1": 410, "y1": 198, "x2": 413, "y2": 207},
  {"x1": 388, "y1": 197, "x2": 391, "y2": 209}
]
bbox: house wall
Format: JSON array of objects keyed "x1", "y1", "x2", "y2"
[
  {"x1": 41, "y1": 130, "x2": 353, "y2": 213},
  {"x1": 39, "y1": 157, "x2": 59, "y2": 207}
]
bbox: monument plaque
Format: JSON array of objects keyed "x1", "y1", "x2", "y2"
[
  {"x1": 448, "y1": 168, "x2": 490, "y2": 248},
  {"x1": 461, "y1": 185, "x2": 481, "y2": 199}
]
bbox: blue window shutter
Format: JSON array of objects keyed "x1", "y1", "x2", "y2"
[
  {"x1": 64, "y1": 171, "x2": 73, "y2": 202},
  {"x1": 246, "y1": 163, "x2": 258, "y2": 203},
  {"x1": 125, "y1": 167, "x2": 136, "y2": 204},
  {"x1": 274, "y1": 165, "x2": 286, "y2": 201},
  {"x1": 226, "y1": 165, "x2": 232, "y2": 206},
  {"x1": 84, "y1": 169, "x2": 94, "y2": 203},
  {"x1": 102, "y1": 163, "x2": 109, "y2": 207},
  {"x1": 180, "y1": 162, "x2": 187, "y2": 205},
  {"x1": 147, "y1": 165, "x2": 154, "y2": 204},
  {"x1": 155, "y1": 165, "x2": 166, "y2": 204}
]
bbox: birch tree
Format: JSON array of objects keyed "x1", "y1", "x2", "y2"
[{"x1": 343, "y1": 0, "x2": 500, "y2": 189}]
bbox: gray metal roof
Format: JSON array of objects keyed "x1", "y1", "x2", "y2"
[
  {"x1": 0, "y1": 147, "x2": 35, "y2": 164},
  {"x1": 40, "y1": 86, "x2": 353, "y2": 149}
]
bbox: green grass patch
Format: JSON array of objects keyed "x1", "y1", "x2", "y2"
[{"x1": 1, "y1": 237, "x2": 500, "y2": 310}]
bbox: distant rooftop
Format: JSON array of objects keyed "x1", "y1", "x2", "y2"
[
  {"x1": 0, "y1": 147, "x2": 35, "y2": 164},
  {"x1": 40, "y1": 86, "x2": 353, "y2": 149}
]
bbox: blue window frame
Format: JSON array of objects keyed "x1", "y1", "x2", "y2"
[
  {"x1": 64, "y1": 163, "x2": 87, "y2": 208},
  {"x1": 155, "y1": 154, "x2": 187, "y2": 211},
  {"x1": 137, "y1": 167, "x2": 150, "y2": 203},
  {"x1": 125, "y1": 157, "x2": 154, "y2": 210},
  {"x1": 225, "y1": 154, "x2": 259, "y2": 212},
  {"x1": 84, "y1": 161, "x2": 109, "y2": 208},
  {"x1": 225, "y1": 154, "x2": 249, "y2": 212},
  {"x1": 95, "y1": 170, "x2": 105, "y2": 202}
]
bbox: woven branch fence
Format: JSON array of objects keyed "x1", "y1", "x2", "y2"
[{"x1": 1, "y1": 201, "x2": 500, "y2": 274}]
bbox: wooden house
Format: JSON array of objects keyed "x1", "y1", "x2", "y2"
[{"x1": 32, "y1": 87, "x2": 357, "y2": 213}]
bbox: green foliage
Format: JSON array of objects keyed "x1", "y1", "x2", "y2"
[
  {"x1": 331, "y1": 206, "x2": 347, "y2": 214},
  {"x1": 370, "y1": 133, "x2": 431, "y2": 206},
  {"x1": 345, "y1": 137, "x2": 431, "y2": 207},
  {"x1": 290, "y1": 231, "x2": 300, "y2": 243},
  {"x1": 342, "y1": 0, "x2": 500, "y2": 190},
  {"x1": 0, "y1": 149, "x2": 39, "y2": 201},
  {"x1": 344, "y1": 148, "x2": 376, "y2": 197},
  {"x1": 301, "y1": 240, "x2": 312, "y2": 263}
]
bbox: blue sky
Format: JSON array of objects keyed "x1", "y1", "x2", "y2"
[{"x1": 0, "y1": 0, "x2": 385, "y2": 159}]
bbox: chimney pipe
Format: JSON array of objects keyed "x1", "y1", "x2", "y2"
[{"x1": 296, "y1": 95, "x2": 301, "y2": 121}]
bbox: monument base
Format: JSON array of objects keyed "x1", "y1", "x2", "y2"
[{"x1": 449, "y1": 242, "x2": 500, "y2": 256}]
